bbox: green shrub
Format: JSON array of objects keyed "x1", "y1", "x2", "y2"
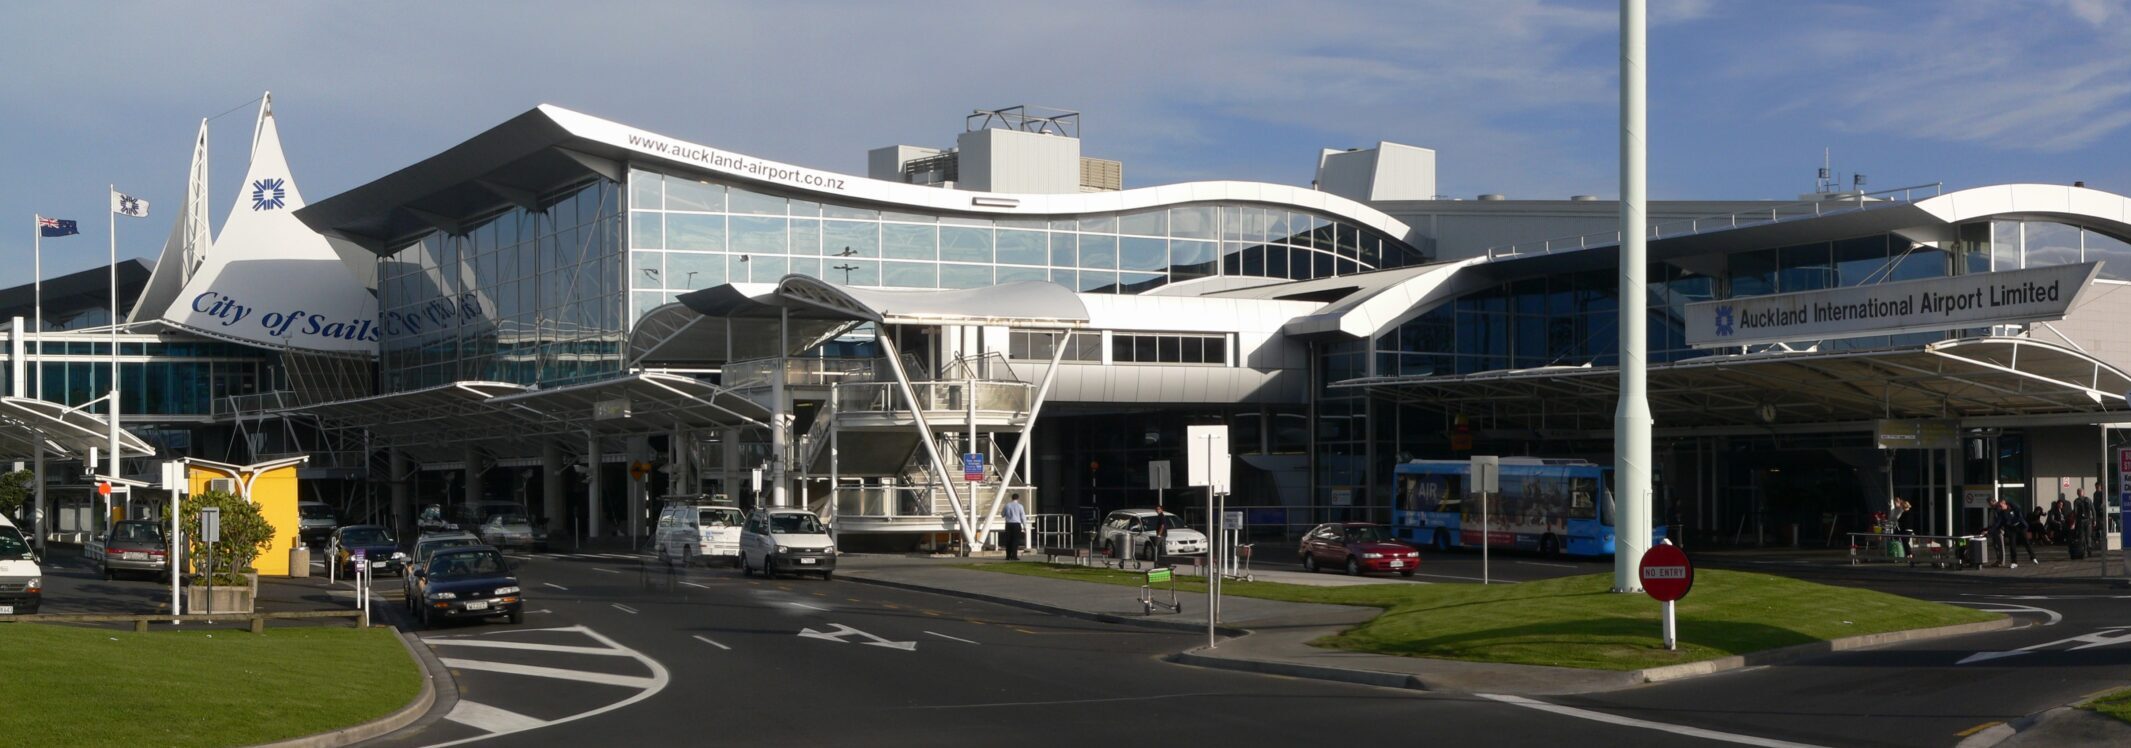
[{"x1": 181, "y1": 490, "x2": 274, "y2": 585}]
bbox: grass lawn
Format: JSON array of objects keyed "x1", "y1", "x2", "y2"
[
  {"x1": 972, "y1": 563, "x2": 1999, "y2": 670},
  {"x1": 0, "y1": 624, "x2": 420, "y2": 747},
  {"x1": 2087, "y1": 688, "x2": 2131, "y2": 724}
]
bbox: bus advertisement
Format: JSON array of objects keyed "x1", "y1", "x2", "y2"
[{"x1": 1392, "y1": 458, "x2": 1663, "y2": 557}]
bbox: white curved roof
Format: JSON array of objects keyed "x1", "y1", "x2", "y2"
[{"x1": 1913, "y1": 183, "x2": 2131, "y2": 235}]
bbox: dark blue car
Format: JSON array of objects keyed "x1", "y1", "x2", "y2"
[
  {"x1": 414, "y1": 546, "x2": 522, "y2": 627},
  {"x1": 331, "y1": 525, "x2": 406, "y2": 578}
]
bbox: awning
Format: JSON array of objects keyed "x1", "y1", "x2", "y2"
[
  {"x1": 1339, "y1": 337, "x2": 2131, "y2": 434},
  {"x1": 291, "y1": 373, "x2": 769, "y2": 452},
  {"x1": 289, "y1": 381, "x2": 530, "y2": 450},
  {"x1": 0, "y1": 397, "x2": 157, "y2": 461}
]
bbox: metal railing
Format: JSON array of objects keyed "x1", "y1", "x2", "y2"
[
  {"x1": 831, "y1": 484, "x2": 1030, "y2": 520},
  {"x1": 1482, "y1": 183, "x2": 1944, "y2": 260},
  {"x1": 834, "y1": 381, "x2": 1034, "y2": 416},
  {"x1": 720, "y1": 357, "x2": 881, "y2": 390}
]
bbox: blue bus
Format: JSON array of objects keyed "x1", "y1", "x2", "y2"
[{"x1": 1392, "y1": 458, "x2": 1663, "y2": 557}]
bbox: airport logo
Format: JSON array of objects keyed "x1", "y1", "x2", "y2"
[
  {"x1": 1714, "y1": 305, "x2": 1734, "y2": 337},
  {"x1": 251, "y1": 178, "x2": 287, "y2": 211}
]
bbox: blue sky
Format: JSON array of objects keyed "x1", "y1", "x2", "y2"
[{"x1": 4, "y1": 0, "x2": 2127, "y2": 279}]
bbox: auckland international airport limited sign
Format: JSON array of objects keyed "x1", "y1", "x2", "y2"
[{"x1": 1685, "y1": 262, "x2": 2098, "y2": 349}]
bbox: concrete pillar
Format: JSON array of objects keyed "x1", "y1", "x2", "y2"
[
  {"x1": 464, "y1": 445, "x2": 484, "y2": 509},
  {"x1": 586, "y1": 433, "x2": 603, "y2": 539},
  {"x1": 541, "y1": 441, "x2": 564, "y2": 532},
  {"x1": 771, "y1": 358, "x2": 789, "y2": 509},
  {"x1": 671, "y1": 426, "x2": 692, "y2": 496},
  {"x1": 627, "y1": 435, "x2": 650, "y2": 544},
  {"x1": 722, "y1": 427, "x2": 741, "y2": 506},
  {"x1": 390, "y1": 449, "x2": 411, "y2": 540}
]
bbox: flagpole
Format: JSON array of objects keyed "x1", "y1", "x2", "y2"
[
  {"x1": 108, "y1": 187, "x2": 120, "y2": 532},
  {"x1": 31, "y1": 214, "x2": 43, "y2": 552}
]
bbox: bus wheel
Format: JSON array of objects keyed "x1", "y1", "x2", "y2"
[
  {"x1": 1540, "y1": 534, "x2": 1560, "y2": 558},
  {"x1": 1432, "y1": 529, "x2": 1451, "y2": 553}
]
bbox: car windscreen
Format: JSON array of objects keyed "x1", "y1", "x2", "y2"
[
  {"x1": 1146, "y1": 515, "x2": 1186, "y2": 531},
  {"x1": 429, "y1": 551, "x2": 508, "y2": 578},
  {"x1": 0, "y1": 528, "x2": 29, "y2": 559},
  {"x1": 420, "y1": 538, "x2": 479, "y2": 558},
  {"x1": 112, "y1": 523, "x2": 164, "y2": 543},
  {"x1": 699, "y1": 508, "x2": 743, "y2": 528},
  {"x1": 769, "y1": 514, "x2": 826, "y2": 534},
  {"x1": 341, "y1": 528, "x2": 393, "y2": 546},
  {"x1": 1345, "y1": 526, "x2": 1388, "y2": 543},
  {"x1": 300, "y1": 505, "x2": 337, "y2": 520},
  {"x1": 487, "y1": 514, "x2": 530, "y2": 526}
]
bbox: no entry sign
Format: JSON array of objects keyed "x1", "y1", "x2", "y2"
[{"x1": 1639, "y1": 544, "x2": 1694, "y2": 602}]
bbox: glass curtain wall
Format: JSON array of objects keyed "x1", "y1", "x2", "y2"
[
  {"x1": 3, "y1": 339, "x2": 262, "y2": 415},
  {"x1": 625, "y1": 166, "x2": 1427, "y2": 323},
  {"x1": 1985, "y1": 220, "x2": 2131, "y2": 280},
  {"x1": 377, "y1": 178, "x2": 625, "y2": 393}
]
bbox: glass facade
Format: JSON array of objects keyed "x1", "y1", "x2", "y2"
[
  {"x1": 377, "y1": 178, "x2": 625, "y2": 393},
  {"x1": 625, "y1": 166, "x2": 1426, "y2": 323},
  {"x1": 1, "y1": 338, "x2": 264, "y2": 416},
  {"x1": 1982, "y1": 220, "x2": 2131, "y2": 280}
]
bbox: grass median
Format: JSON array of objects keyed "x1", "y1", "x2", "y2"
[
  {"x1": 971, "y1": 563, "x2": 1999, "y2": 670},
  {"x1": 2088, "y1": 688, "x2": 2131, "y2": 725},
  {"x1": 0, "y1": 623, "x2": 420, "y2": 747}
]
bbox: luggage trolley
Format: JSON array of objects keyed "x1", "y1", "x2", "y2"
[{"x1": 1141, "y1": 566, "x2": 1183, "y2": 616}]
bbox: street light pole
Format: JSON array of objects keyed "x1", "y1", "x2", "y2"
[{"x1": 1614, "y1": 0, "x2": 1654, "y2": 592}]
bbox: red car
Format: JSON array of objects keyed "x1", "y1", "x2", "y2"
[{"x1": 1299, "y1": 522, "x2": 1419, "y2": 577}]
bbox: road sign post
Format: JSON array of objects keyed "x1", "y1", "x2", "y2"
[
  {"x1": 1472, "y1": 456, "x2": 1500, "y2": 585},
  {"x1": 1639, "y1": 544, "x2": 1694, "y2": 651},
  {"x1": 1187, "y1": 425, "x2": 1229, "y2": 649}
]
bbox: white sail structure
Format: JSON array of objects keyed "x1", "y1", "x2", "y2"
[
  {"x1": 129, "y1": 118, "x2": 213, "y2": 325},
  {"x1": 159, "y1": 93, "x2": 379, "y2": 353}
]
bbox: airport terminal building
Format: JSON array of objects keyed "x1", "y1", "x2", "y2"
[{"x1": 12, "y1": 101, "x2": 2131, "y2": 551}]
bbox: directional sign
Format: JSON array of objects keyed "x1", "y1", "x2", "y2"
[
  {"x1": 1958, "y1": 626, "x2": 2131, "y2": 665},
  {"x1": 1639, "y1": 544, "x2": 1694, "y2": 602},
  {"x1": 798, "y1": 623, "x2": 917, "y2": 651}
]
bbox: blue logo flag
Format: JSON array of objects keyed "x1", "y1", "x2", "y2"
[{"x1": 37, "y1": 216, "x2": 78, "y2": 237}]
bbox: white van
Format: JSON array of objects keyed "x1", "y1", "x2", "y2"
[
  {"x1": 738, "y1": 508, "x2": 836, "y2": 580},
  {"x1": 655, "y1": 501, "x2": 745, "y2": 567},
  {"x1": 0, "y1": 515, "x2": 42, "y2": 615}
]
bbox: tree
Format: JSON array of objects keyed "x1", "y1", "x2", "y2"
[
  {"x1": 0, "y1": 470, "x2": 29, "y2": 519},
  {"x1": 181, "y1": 489, "x2": 275, "y2": 585}
]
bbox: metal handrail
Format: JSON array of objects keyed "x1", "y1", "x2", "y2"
[
  {"x1": 832, "y1": 380, "x2": 1034, "y2": 415},
  {"x1": 1482, "y1": 182, "x2": 1944, "y2": 260}
]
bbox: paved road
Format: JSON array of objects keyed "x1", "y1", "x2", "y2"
[{"x1": 364, "y1": 550, "x2": 1737, "y2": 748}]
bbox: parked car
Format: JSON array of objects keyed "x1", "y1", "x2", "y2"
[
  {"x1": 96, "y1": 520, "x2": 171, "y2": 581},
  {"x1": 413, "y1": 545, "x2": 522, "y2": 627},
  {"x1": 1097, "y1": 508, "x2": 1208, "y2": 559},
  {"x1": 404, "y1": 531, "x2": 483, "y2": 610},
  {"x1": 473, "y1": 512, "x2": 539, "y2": 551},
  {"x1": 330, "y1": 525, "x2": 407, "y2": 578},
  {"x1": 0, "y1": 515, "x2": 40, "y2": 615},
  {"x1": 1298, "y1": 522, "x2": 1419, "y2": 577},
  {"x1": 739, "y1": 508, "x2": 836, "y2": 580},
  {"x1": 654, "y1": 500, "x2": 744, "y2": 566},
  {"x1": 297, "y1": 501, "x2": 340, "y2": 549},
  {"x1": 416, "y1": 504, "x2": 457, "y2": 534}
]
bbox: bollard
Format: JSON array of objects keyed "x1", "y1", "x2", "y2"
[{"x1": 250, "y1": 616, "x2": 265, "y2": 635}]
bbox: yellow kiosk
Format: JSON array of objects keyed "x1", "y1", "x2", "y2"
[{"x1": 183, "y1": 457, "x2": 308, "y2": 576}]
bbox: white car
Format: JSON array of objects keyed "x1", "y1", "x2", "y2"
[
  {"x1": 655, "y1": 502, "x2": 745, "y2": 566},
  {"x1": 0, "y1": 515, "x2": 40, "y2": 615},
  {"x1": 739, "y1": 508, "x2": 836, "y2": 580},
  {"x1": 1098, "y1": 509, "x2": 1208, "y2": 559}
]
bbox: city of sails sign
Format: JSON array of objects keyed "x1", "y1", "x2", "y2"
[{"x1": 1685, "y1": 262, "x2": 2098, "y2": 349}]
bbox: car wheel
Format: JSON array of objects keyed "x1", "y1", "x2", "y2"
[
  {"x1": 1540, "y1": 534, "x2": 1561, "y2": 558},
  {"x1": 1102, "y1": 541, "x2": 1116, "y2": 559},
  {"x1": 101, "y1": 565, "x2": 113, "y2": 581},
  {"x1": 508, "y1": 611, "x2": 523, "y2": 625},
  {"x1": 820, "y1": 571, "x2": 833, "y2": 581},
  {"x1": 1432, "y1": 529, "x2": 1451, "y2": 553},
  {"x1": 1302, "y1": 554, "x2": 1319, "y2": 573},
  {"x1": 1345, "y1": 557, "x2": 1362, "y2": 576},
  {"x1": 1399, "y1": 570, "x2": 1416, "y2": 578},
  {"x1": 766, "y1": 557, "x2": 779, "y2": 579},
  {"x1": 740, "y1": 554, "x2": 753, "y2": 577}
]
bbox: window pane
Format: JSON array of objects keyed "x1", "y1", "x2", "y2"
[
  {"x1": 666, "y1": 214, "x2": 725, "y2": 251},
  {"x1": 825, "y1": 259, "x2": 877, "y2": 286},
  {"x1": 730, "y1": 215, "x2": 787, "y2": 255},
  {"x1": 1159, "y1": 336, "x2": 1181, "y2": 363},
  {"x1": 997, "y1": 230, "x2": 1047, "y2": 265},
  {"x1": 665, "y1": 179, "x2": 724, "y2": 212},
  {"x1": 750, "y1": 253, "x2": 787, "y2": 280},
  {"x1": 939, "y1": 264, "x2": 992, "y2": 289},
  {"x1": 1077, "y1": 270, "x2": 1116, "y2": 293},
  {"x1": 2087, "y1": 229, "x2": 2131, "y2": 282},
  {"x1": 823, "y1": 204, "x2": 878, "y2": 220},
  {"x1": 2025, "y1": 222, "x2": 2082, "y2": 268},
  {"x1": 1118, "y1": 209, "x2": 1166, "y2": 237},
  {"x1": 667, "y1": 252, "x2": 725, "y2": 289},
  {"x1": 727, "y1": 187, "x2": 786, "y2": 216},
  {"x1": 1205, "y1": 337, "x2": 1227, "y2": 364},
  {"x1": 1728, "y1": 249, "x2": 1776, "y2": 297},
  {"x1": 630, "y1": 211, "x2": 663, "y2": 249},
  {"x1": 1135, "y1": 335, "x2": 1156, "y2": 362},
  {"x1": 791, "y1": 219, "x2": 821, "y2": 256},
  {"x1": 996, "y1": 265, "x2": 1046, "y2": 283},
  {"x1": 823, "y1": 220, "x2": 877, "y2": 258},
  {"x1": 1778, "y1": 242, "x2": 1832, "y2": 292},
  {"x1": 1833, "y1": 235, "x2": 1888, "y2": 287},
  {"x1": 941, "y1": 226, "x2": 994, "y2": 263},
  {"x1": 1078, "y1": 235, "x2": 1116, "y2": 269},
  {"x1": 632, "y1": 251, "x2": 664, "y2": 290},
  {"x1": 881, "y1": 223, "x2": 937, "y2": 261},
  {"x1": 1050, "y1": 233, "x2": 1076, "y2": 267},
  {"x1": 1118, "y1": 272, "x2": 1164, "y2": 293},
  {"x1": 882, "y1": 261, "x2": 936, "y2": 288},
  {"x1": 1171, "y1": 206, "x2": 1217, "y2": 240},
  {"x1": 629, "y1": 170, "x2": 662, "y2": 210},
  {"x1": 1078, "y1": 215, "x2": 1116, "y2": 234},
  {"x1": 1120, "y1": 237, "x2": 1166, "y2": 271}
]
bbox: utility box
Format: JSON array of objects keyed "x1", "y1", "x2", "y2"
[{"x1": 286, "y1": 545, "x2": 310, "y2": 578}]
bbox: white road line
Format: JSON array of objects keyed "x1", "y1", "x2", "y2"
[
  {"x1": 593, "y1": 553, "x2": 641, "y2": 560},
  {"x1": 420, "y1": 626, "x2": 670, "y2": 748},
  {"x1": 424, "y1": 639, "x2": 629, "y2": 656},
  {"x1": 543, "y1": 582, "x2": 568, "y2": 591},
  {"x1": 1516, "y1": 561, "x2": 1579, "y2": 569},
  {"x1": 788, "y1": 602, "x2": 829, "y2": 611},
  {"x1": 437, "y1": 658, "x2": 660, "y2": 689},
  {"x1": 692, "y1": 635, "x2": 731, "y2": 650},
  {"x1": 590, "y1": 567, "x2": 621, "y2": 574},
  {"x1": 1479, "y1": 694, "x2": 1830, "y2": 748},
  {"x1": 612, "y1": 603, "x2": 639, "y2": 614},
  {"x1": 444, "y1": 700, "x2": 547, "y2": 734},
  {"x1": 925, "y1": 630, "x2": 979, "y2": 644},
  {"x1": 1413, "y1": 572, "x2": 1518, "y2": 583},
  {"x1": 679, "y1": 581, "x2": 711, "y2": 589}
]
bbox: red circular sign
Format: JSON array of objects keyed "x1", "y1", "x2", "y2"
[{"x1": 1638, "y1": 544, "x2": 1694, "y2": 602}]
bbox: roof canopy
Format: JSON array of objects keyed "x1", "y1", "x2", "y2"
[
  {"x1": 0, "y1": 397, "x2": 156, "y2": 461},
  {"x1": 293, "y1": 373, "x2": 767, "y2": 452},
  {"x1": 631, "y1": 275, "x2": 1088, "y2": 366},
  {"x1": 1340, "y1": 337, "x2": 2131, "y2": 434}
]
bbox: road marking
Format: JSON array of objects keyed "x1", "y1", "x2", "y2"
[
  {"x1": 591, "y1": 568, "x2": 621, "y2": 574},
  {"x1": 1958, "y1": 626, "x2": 2131, "y2": 665},
  {"x1": 1012, "y1": 627, "x2": 1038, "y2": 635},
  {"x1": 444, "y1": 700, "x2": 547, "y2": 734},
  {"x1": 592, "y1": 553, "x2": 640, "y2": 560},
  {"x1": 1954, "y1": 722, "x2": 2015, "y2": 748},
  {"x1": 437, "y1": 658, "x2": 660, "y2": 688},
  {"x1": 925, "y1": 630, "x2": 979, "y2": 644},
  {"x1": 611, "y1": 603, "x2": 639, "y2": 615},
  {"x1": 679, "y1": 581, "x2": 711, "y2": 589},
  {"x1": 1479, "y1": 694, "x2": 1829, "y2": 748},
  {"x1": 798, "y1": 623, "x2": 917, "y2": 651},
  {"x1": 542, "y1": 582, "x2": 568, "y2": 591},
  {"x1": 424, "y1": 639, "x2": 632, "y2": 656},
  {"x1": 1955, "y1": 721, "x2": 2003, "y2": 737},
  {"x1": 692, "y1": 635, "x2": 731, "y2": 650},
  {"x1": 419, "y1": 626, "x2": 669, "y2": 748},
  {"x1": 1937, "y1": 600, "x2": 2062, "y2": 626},
  {"x1": 1516, "y1": 561, "x2": 1579, "y2": 569},
  {"x1": 788, "y1": 602, "x2": 828, "y2": 611}
]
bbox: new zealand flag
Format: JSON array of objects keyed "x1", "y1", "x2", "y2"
[{"x1": 37, "y1": 217, "x2": 78, "y2": 238}]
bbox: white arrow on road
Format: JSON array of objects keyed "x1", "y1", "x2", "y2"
[
  {"x1": 1959, "y1": 626, "x2": 2131, "y2": 665},
  {"x1": 798, "y1": 623, "x2": 918, "y2": 651}
]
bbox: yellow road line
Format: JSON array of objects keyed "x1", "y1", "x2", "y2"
[{"x1": 1955, "y1": 722, "x2": 2004, "y2": 737}]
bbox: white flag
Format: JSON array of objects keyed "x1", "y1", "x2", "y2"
[{"x1": 111, "y1": 190, "x2": 150, "y2": 218}]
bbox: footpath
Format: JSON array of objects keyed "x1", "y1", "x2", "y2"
[{"x1": 837, "y1": 549, "x2": 2131, "y2": 746}]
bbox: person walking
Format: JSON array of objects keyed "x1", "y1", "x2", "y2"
[
  {"x1": 1001, "y1": 494, "x2": 1027, "y2": 561},
  {"x1": 2074, "y1": 491, "x2": 2095, "y2": 545},
  {"x1": 1988, "y1": 499, "x2": 2039, "y2": 568}
]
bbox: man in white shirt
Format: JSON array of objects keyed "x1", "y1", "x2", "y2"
[{"x1": 1001, "y1": 496, "x2": 1028, "y2": 560}]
